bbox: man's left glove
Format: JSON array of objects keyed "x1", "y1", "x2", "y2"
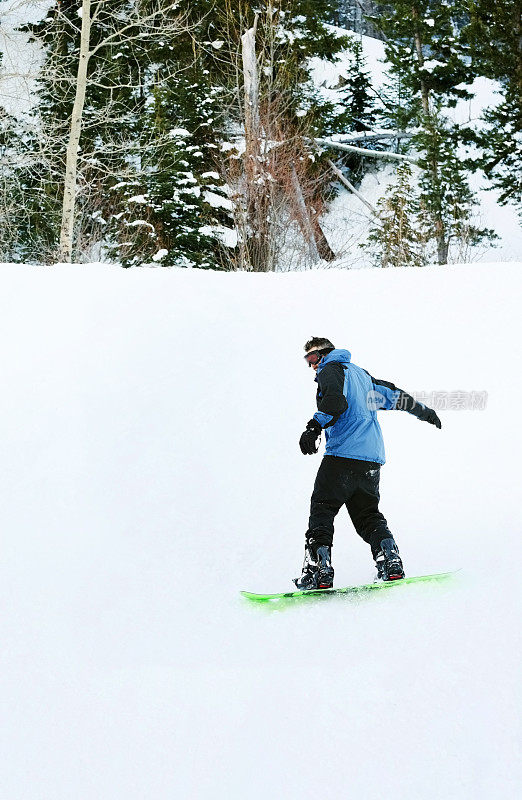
[
  {"x1": 417, "y1": 406, "x2": 442, "y2": 429},
  {"x1": 299, "y1": 418, "x2": 322, "y2": 455}
]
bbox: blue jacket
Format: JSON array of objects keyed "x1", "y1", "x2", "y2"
[{"x1": 312, "y1": 349, "x2": 424, "y2": 465}]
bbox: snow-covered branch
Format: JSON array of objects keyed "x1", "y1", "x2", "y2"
[
  {"x1": 331, "y1": 131, "x2": 413, "y2": 144},
  {"x1": 314, "y1": 137, "x2": 420, "y2": 166},
  {"x1": 89, "y1": 2, "x2": 186, "y2": 57}
]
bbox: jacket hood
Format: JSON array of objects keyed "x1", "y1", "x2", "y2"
[{"x1": 316, "y1": 348, "x2": 352, "y2": 375}]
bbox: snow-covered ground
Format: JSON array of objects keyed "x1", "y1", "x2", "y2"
[{"x1": 0, "y1": 261, "x2": 520, "y2": 798}]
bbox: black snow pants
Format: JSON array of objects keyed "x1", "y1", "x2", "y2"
[{"x1": 307, "y1": 455, "x2": 394, "y2": 558}]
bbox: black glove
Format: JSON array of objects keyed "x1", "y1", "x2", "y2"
[
  {"x1": 299, "y1": 418, "x2": 322, "y2": 455},
  {"x1": 418, "y1": 406, "x2": 442, "y2": 429}
]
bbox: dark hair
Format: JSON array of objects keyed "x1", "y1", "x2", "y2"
[{"x1": 304, "y1": 337, "x2": 335, "y2": 354}]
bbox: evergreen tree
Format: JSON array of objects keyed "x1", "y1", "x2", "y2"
[
  {"x1": 366, "y1": 163, "x2": 426, "y2": 268},
  {"x1": 22, "y1": 0, "x2": 158, "y2": 261},
  {"x1": 319, "y1": 37, "x2": 376, "y2": 135},
  {"x1": 418, "y1": 119, "x2": 497, "y2": 260},
  {"x1": 371, "y1": 0, "x2": 495, "y2": 263},
  {"x1": 0, "y1": 104, "x2": 62, "y2": 262},
  {"x1": 107, "y1": 75, "x2": 232, "y2": 268},
  {"x1": 172, "y1": 0, "x2": 349, "y2": 127},
  {"x1": 342, "y1": 38, "x2": 377, "y2": 132},
  {"x1": 464, "y1": 0, "x2": 522, "y2": 207}
]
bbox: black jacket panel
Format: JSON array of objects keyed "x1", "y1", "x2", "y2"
[{"x1": 315, "y1": 362, "x2": 349, "y2": 428}]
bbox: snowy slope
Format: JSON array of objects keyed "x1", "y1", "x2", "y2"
[{"x1": 0, "y1": 262, "x2": 520, "y2": 799}]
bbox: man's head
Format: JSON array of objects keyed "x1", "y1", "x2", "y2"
[{"x1": 304, "y1": 337, "x2": 335, "y2": 371}]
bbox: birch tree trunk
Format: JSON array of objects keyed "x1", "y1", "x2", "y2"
[
  {"x1": 241, "y1": 19, "x2": 271, "y2": 271},
  {"x1": 242, "y1": 21, "x2": 260, "y2": 153},
  {"x1": 58, "y1": 0, "x2": 91, "y2": 262}
]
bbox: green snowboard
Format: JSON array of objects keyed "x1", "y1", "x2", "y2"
[{"x1": 241, "y1": 571, "x2": 458, "y2": 603}]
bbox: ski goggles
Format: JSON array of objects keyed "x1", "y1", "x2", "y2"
[{"x1": 304, "y1": 350, "x2": 324, "y2": 366}]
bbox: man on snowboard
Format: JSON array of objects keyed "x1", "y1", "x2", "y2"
[{"x1": 296, "y1": 337, "x2": 441, "y2": 590}]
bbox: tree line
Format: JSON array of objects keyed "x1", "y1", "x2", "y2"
[{"x1": 0, "y1": 0, "x2": 519, "y2": 269}]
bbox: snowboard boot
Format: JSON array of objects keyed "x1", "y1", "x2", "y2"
[
  {"x1": 374, "y1": 537, "x2": 405, "y2": 582},
  {"x1": 316, "y1": 545, "x2": 334, "y2": 589},
  {"x1": 293, "y1": 546, "x2": 318, "y2": 590}
]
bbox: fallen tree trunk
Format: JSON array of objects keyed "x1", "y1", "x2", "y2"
[
  {"x1": 290, "y1": 165, "x2": 321, "y2": 263},
  {"x1": 290, "y1": 164, "x2": 336, "y2": 262},
  {"x1": 326, "y1": 159, "x2": 379, "y2": 217}
]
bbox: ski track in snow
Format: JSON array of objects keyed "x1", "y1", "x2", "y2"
[{"x1": 0, "y1": 261, "x2": 520, "y2": 799}]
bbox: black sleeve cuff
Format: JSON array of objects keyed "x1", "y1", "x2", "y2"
[{"x1": 306, "y1": 418, "x2": 322, "y2": 433}]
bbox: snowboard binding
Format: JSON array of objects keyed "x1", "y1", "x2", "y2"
[
  {"x1": 294, "y1": 544, "x2": 334, "y2": 590},
  {"x1": 374, "y1": 537, "x2": 405, "y2": 581}
]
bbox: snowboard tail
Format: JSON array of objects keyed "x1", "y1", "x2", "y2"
[{"x1": 241, "y1": 571, "x2": 458, "y2": 603}]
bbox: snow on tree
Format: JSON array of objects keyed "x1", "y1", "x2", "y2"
[
  {"x1": 366, "y1": 162, "x2": 426, "y2": 268},
  {"x1": 22, "y1": 0, "x2": 194, "y2": 263},
  {"x1": 175, "y1": 0, "x2": 350, "y2": 270},
  {"x1": 372, "y1": 0, "x2": 495, "y2": 264},
  {"x1": 0, "y1": 0, "x2": 512, "y2": 268},
  {"x1": 107, "y1": 75, "x2": 232, "y2": 269}
]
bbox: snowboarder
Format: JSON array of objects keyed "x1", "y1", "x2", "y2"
[{"x1": 296, "y1": 337, "x2": 442, "y2": 590}]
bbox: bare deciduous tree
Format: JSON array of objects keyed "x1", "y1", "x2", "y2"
[
  {"x1": 43, "y1": 0, "x2": 192, "y2": 262},
  {"x1": 228, "y1": 10, "x2": 336, "y2": 271}
]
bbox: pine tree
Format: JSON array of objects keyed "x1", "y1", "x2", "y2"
[
  {"x1": 366, "y1": 163, "x2": 426, "y2": 268},
  {"x1": 107, "y1": 74, "x2": 232, "y2": 268},
  {"x1": 464, "y1": 0, "x2": 522, "y2": 207},
  {"x1": 19, "y1": 1, "x2": 231, "y2": 265},
  {"x1": 371, "y1": 0, "x2": 495, "y2": 263},
  {"x1": 0, "y1": 104, "x2": 62, "y2": 262},
  {"x1": 319, "y1": 37, "x2": 376, "y2": 135},
  {"x1": 341, "y1": 38, "x2": 376, "y2": 132},
  {"x1": 22, "y1": 0, "x2": 162, "y2": 261},
  {"x1": 418, "y1": 121, "x2": 497, "y2": 260}
]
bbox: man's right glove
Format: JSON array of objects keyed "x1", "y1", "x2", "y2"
[
  {"x1": 418, "y1": 406, "x2": 442, "y2": 429},
  {"x1": 299, "y1": 418, "x2": 322, "y2": 454}
]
